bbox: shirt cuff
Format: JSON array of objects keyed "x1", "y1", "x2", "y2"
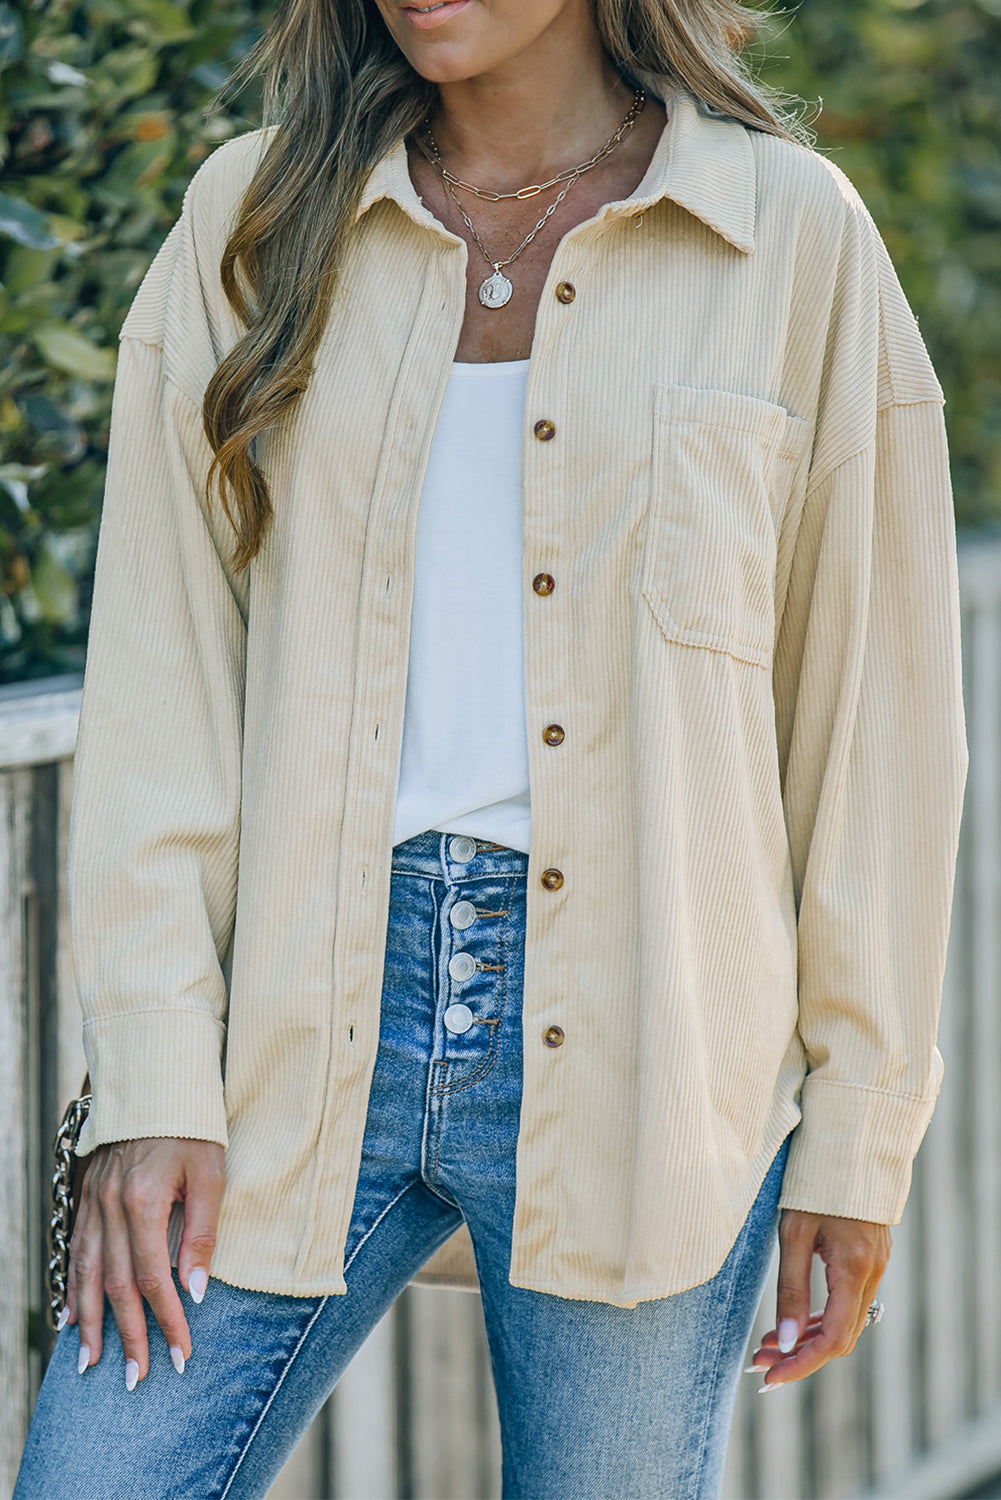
[
  {"x1": 76, "y1": 1009, "x2": 228, "y2": 1156},
  {"x1": 777, "y1": 1070, "x2": 941, "y2": 1225}
]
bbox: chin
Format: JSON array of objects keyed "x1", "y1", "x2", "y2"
[
  {"x1": 381, "y1": 1, "x2": 479, "y2": 76},
  {"x1": 378, "y1": 0, "x2": 564, "y2": 85},
  {"x1": 419, "y1": 61, "x2": 507, "y2": 86},
  {"x1": 399, "y1": 45, "x2": 490, "y2": 85}
]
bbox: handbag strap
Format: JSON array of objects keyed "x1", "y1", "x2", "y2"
[{"x1": 46, "y1": 1084, "x2": 92, "y2": 1330}]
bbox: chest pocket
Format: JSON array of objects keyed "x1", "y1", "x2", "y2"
[{"x1": 642, "y1": 385, "x2": 812, "y2": 668}]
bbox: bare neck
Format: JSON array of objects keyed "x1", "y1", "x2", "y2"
[{"x1": 431, "y1": 27, "x2": 637, "y2": 194}]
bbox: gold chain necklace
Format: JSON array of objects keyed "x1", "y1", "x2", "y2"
[{"x1": 416, "y1": 89, "x2": 645, "y2": 310}]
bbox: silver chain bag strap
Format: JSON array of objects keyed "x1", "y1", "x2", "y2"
[{"x1": 47, "y1": 1090, "x2": 91, "y2": 1330}]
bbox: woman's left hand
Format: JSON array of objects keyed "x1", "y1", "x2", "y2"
[{"x1": 750, "y1": 1211, "x2": 892, "y2": 1388}]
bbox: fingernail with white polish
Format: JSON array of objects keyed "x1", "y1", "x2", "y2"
[
  {"x1": 170, "y1": 1346, "x2": 185, "y2": 1374},
  {"x1": 56, "y1": 1307, "x2": 69, "y2": 1332},
  {"x1": 777, "y1": 1319, "x2": 799, "y2": 1353},
  {"x1": 744, "y1": 1364, "x2": 768, "y2": 1374},
  {"x1": 189, "y1": 1268, "x2": 208, "y2": 1304},
  {"x1": 758, "y1": 1381, "x2": 784, "y2": 1394},
  {"x1": 77, "y1": 1344, "x2": 90, "y2": 1375},
  {"x1": 125, "y1": 1359, "x2": 139, "y2": 1392}
]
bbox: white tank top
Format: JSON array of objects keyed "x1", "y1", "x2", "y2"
[{"x1": 392, "y1": 358, "x2": 532, "y2": 854}]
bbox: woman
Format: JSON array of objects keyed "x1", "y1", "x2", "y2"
[{"x1": 15, "y1": 0, "x2": 967, "y2": 1496}]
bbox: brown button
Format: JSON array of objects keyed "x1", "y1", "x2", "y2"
[
  {"x1": 533, "y1": 572, "x2": 555, "y2": 596},
  {"x1": 533, "y1": 419, "x2": 556, "y2": 442},
  {"x1": 543, "y1": 1025, "x2": 565, "y2": 1048},
  {"x1": 555, "y1": 281, "x2": 576, "y2": 304},
  {"x1": 542, "y1": 724, "x2": 565, "y2": 746},
  {"x1": 541, "y1": 868, "x2": 564, "y2": 890}
]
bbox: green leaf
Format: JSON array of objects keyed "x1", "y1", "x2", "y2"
[
  {"x1": 32, "y1": 324, "x2": 117, "y2": 382},
  {"x1": 29, "y1": 535, "x2": 78, "y2": 624},
  {"x1": 0, "y1": 595, "x2": 22, "y2": 647},
  {"x1": 0, "y1": 3, "x2": 22, "y2": 66},
  {"x1": 0, "y1": 463, "x2": 47, "y2": 512},
  {"x1": 1, "y1": 244, "x2": 59, "y2": 296},
  {"x1": 0, "y1": 192, "x2": 59, "y2": 250},
  {"x1": 44, "y1": 60, "x2": 89, "y2": 88},
  {"x1": 129, "y1": 0, "x2": 197, "y2": 43},
  {"x1": 91, "y1": 44, "x2": 159, "y2": 104}
]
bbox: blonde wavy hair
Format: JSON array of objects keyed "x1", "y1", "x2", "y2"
[{"x1": 204, "y1": 0, "x2": 806, "y2": 571}]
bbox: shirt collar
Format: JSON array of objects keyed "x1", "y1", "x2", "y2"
[{"x1": 354, "y1": 85, "x2": 757, "y2": 255}]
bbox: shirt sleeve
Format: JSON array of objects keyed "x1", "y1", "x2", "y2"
[
  {"x1": 773, "y1": 199, "x2": 969, "y2": 1224},
  {"x1": 70, "y1": 211, "x2": 248, "y2": 1155}
]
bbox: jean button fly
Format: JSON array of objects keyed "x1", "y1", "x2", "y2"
[
  {"x1": 448, "y1": 951, "x2": 477, "y2": 981},
  {"x1": 449, "y1": 900, "x2": 477, "y2": 929},
  {"x1": 448, "y1": 835, "x2": 477, "y2": 863},
  {"x1": 444, "y1": 1003, "x2": 474, "y2": 1034}
]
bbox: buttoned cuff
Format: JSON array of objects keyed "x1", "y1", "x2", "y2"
[
  {"x1": 777, "y1": 1073, "x2": 940, "y2": 1225},
  {"x1": 76, "y1": 1009, "x2": 228, "y2": 1156}
]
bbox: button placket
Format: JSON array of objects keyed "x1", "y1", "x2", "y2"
[
  {"x1": 523, "y1": 348, "x2": 571, "y2": 1064},
  {"x1": 435, "y1": 870, "x2": 515, "y2": 1081}
]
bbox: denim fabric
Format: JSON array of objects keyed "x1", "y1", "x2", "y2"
[{"x1": 16, "y1": 831, "x2": 789, "y2": 1500}]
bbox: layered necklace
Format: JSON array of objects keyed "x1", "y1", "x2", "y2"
[{"x1": 414, "y1": 88, "x2": 646, "y2": 309}]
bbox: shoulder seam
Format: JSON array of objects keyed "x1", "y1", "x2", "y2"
[
  {"x1": 806, "y1": 397, "x2": 945, "y2": 497},
  {"x1": 877, "y1": 393, "x2": 945, "y2": 413},
  {"x1": 117, "y1": 338, "x2": 208, "y2": 414},
  {"x1": 118, "y1": 331, "x2": 163, "y2": 353}
]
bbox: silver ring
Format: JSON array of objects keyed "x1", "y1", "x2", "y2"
[{"x1": 866, "y1": 1300, "x2": 885, "y2": 1328}]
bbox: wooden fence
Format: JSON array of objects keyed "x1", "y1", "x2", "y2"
[{"x1": 2, "y1": 532, "x2": 999, "y2": 1500}]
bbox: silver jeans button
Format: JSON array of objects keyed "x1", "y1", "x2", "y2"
[
  {"x1": 444, "y1": 1003, "x2": 474, "y2": 1034},
  {"x1": 449, "y1": 900, "x2": 477, "y2": 929},
  {"x1": 448, "y1": 836, "x2": 477, "y2": 863},
  {"x1": 448, "y1": 952, "x2": 477, "y2": 981}
]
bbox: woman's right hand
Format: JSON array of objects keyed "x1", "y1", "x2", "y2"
[{"x1": 63, "y1": 1137, "x2": 226, "y2": 1389}]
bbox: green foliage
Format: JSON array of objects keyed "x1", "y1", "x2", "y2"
[
  {"x1": 1, "y1": 0, "x2": 998, "y2": 682},
  {"x1": 0, "y1": 0, "x2": 270, "y2": 683},
  {"x1": 756, "y1": 0, "x2": 1001, "y2": 526}
]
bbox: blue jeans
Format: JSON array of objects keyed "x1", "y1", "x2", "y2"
[{"x1": 16, "y1": 831, "x2": 789, "y2": 1500}]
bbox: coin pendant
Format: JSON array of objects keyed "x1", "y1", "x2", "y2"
[{"x1": 479, "y1": 269, "x2": 513, "y2": 309}]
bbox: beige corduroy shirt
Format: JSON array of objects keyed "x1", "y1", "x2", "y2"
[{"x1": 69, "y1": 86, "x2": 968, "y2": 1306}]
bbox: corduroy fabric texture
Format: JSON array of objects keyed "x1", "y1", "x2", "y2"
[{"x1": 67, "y1": 86, "x2": 968, "y2": 1305}]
